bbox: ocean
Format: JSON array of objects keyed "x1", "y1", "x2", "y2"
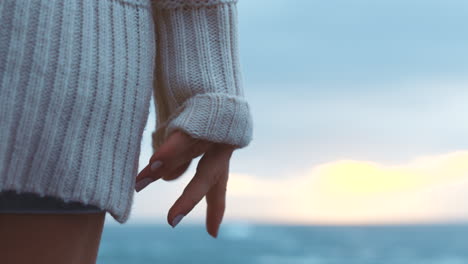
[{"x1": 97, "y1": 223, "x2": 468, "y2": 264}]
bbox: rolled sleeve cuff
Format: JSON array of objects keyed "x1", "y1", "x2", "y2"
[{"x1": 152, "y1": 92, "x2": 253, "y2": 153}]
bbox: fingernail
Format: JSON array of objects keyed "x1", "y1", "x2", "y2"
[
  {"x1": 135, "y1": 178, "x2": 153, "y2": 192},
  {"x1": 171, "y1": 214, "x2": 184, "y2": 228},
  {"x1": 150, "y1": 160, "x2": 163, "y2": 171}
]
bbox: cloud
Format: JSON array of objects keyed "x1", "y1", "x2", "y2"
[{"x1": 226, "y1": 151, "x2": 468, "y2": 225}]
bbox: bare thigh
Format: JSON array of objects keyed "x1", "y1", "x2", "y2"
[{"x1": 0, "y1": 212, "x2": 106, "y2": 264}]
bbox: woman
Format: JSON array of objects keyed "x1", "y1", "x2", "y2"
[{"x1": 0, "y1": 0, "x2": 253, "y2": 263}]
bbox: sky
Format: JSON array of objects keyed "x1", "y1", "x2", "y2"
[{"x1": 109, "y1": 0, "x2": 468, "y2": 225}]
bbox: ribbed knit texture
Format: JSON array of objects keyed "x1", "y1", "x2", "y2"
[
  {"x1": 0, "y1": 0, "x2": 253, "y2": 224},
  {"x1": 150, "y1": 0, "x2": 254, "y2": 153},
  {"x1": 0, "y1": 0, "x2": 155, "y2": 224}
]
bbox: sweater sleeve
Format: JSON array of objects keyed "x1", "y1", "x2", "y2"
[{"x1": 150, "y1": 0, "x2": 253, "y2": 154}]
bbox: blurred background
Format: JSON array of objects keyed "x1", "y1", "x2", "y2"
[{"x1": 98, "y1": 0, "x2": 468, "y2": 263}]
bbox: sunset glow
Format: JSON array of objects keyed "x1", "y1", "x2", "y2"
[{"x1": 226, "y1": 151, "x2": 468, "y2": 225}]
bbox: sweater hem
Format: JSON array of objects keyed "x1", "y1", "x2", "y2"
[{"x1": 0, "y1": 185, "x2": 131, "y2": 224}]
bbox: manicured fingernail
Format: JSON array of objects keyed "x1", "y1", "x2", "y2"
[
  {"x1": 171, "y1": 214, "x2": 184, "y2": 228},
  {"x1": 135, "y1": 178, "x2": 153, "y2": 192},
  {"x1": 150, "y1": 160, "x2": 163, "y2": 171}
]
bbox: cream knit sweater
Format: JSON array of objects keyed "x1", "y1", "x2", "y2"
[{"x1": 0, "y1": 0, "x2": 253, "y2": 224}]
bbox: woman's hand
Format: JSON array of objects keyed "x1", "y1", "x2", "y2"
[{"x1": 135, "y1": 129, "x2": 236, "y2": 238}]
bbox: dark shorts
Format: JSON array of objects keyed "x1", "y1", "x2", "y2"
[{"x1": 0, "y1": 190, "x2": 106, "y2": 214}]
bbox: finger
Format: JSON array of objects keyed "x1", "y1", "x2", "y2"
[
  {"x1": 167, "y1": 148, "x2": 224, "y2": 228},
  {"x1": 162, "y1": 160, "x2": 192, "y2": 181},
  {"x1": 135, "y1": 163, "x2": 160, "y2": 183},
  {"x1": 135, "y1": 130, "x2": 192, "y2": 191},
  {"x1": 161, "y1": 139, "x2": 213, "y2": 181},
  {"x1": 135, "y1": 163, "x2": 163, "y2": 193},
  {"x1": 135, "y1": 163, "x2": 161, "y2": 192},
  {"x1": 135, "y1": 160, "x2": 192, "y2": 192},
  {"x1": 135, "y1": 160, "x2": 191, "y2": 193},
  {"x1": 205, "y1": 145, "x2": 233, "y2": 237},
  {"x1": 147, "y1": 129, "x2": 214, "y2": 182},
  {"x1": 205, "y1": 172, "x2": 228, "y2": 238}
]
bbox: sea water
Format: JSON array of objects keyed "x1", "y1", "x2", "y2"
[{"x1": 97, "y1": 223, "x2": 468, "y2": 264}]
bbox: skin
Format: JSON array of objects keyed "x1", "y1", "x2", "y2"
[
  {"x1": 135, "y1": 129, "x2": 236, "y2": 238},
  {"x1": 0, "y1": 212, "x2": 106, "y2": 264}
]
